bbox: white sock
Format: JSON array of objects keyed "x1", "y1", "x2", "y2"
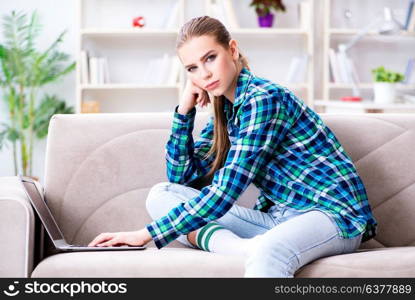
[{"x1": 194, "y1": 222, "x2": 264, "y2": 257}]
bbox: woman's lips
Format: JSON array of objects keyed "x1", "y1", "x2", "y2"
[{"x1": 205, "y1": 80, "x2": 220, "y2": 90}]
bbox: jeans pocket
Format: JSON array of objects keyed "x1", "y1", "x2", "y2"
[{"x1": 280, "y1": 205, "x2": 305, "y2": 219}]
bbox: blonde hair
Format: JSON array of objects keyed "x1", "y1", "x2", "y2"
[{"x1": 176, "y1": 16, "x2": 250, "y2": 181}]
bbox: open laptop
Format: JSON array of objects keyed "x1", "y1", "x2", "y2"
[{"x1": 19, "y1": 175, "x2": 146, "y2": 251}]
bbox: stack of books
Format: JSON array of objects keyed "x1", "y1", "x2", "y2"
[
  {"x1": 328, "y1": 48, "x2": 359, "y2": 84},
  {"x1": 285, "y1": 54, "x2": 309, "y2": 83},
  {"x1": 142, "y1": 54, "x2": 181, "y2": 85},
  {"x1": 206, "y1": 0, "x2": 239, "y2": 29},
  {"x1": 80, "y1": 51, "x2": 181, "y2": 86},
  {"x1": 80, "y1": 51, "x2": 110, "y2": 85}
]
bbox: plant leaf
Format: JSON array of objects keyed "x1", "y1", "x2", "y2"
[{"x1": 33, "y1": 94, "x2": 74, "y2": 139}]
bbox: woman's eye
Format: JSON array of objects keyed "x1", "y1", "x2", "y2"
[
  {"x1": 186, "y1": 55, "x2": 215, "y2": 72},
  {"x1": 206, "y1": 54, "x2": 216, "y2": 62}
]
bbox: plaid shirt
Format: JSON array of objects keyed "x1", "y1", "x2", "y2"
[{"x1": 146, "y1": 67, "x2": 378, "y2": 249}]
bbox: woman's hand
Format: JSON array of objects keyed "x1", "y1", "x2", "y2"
[
  {"x1": 178, "y1": 79, "x2": 211, "y2": 114},
  {"x1": 88, "y1": 228, "x2": 152, "y2": 247}
]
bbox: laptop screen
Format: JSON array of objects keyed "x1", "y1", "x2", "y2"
[{"x1": 20, "y1": 177, "x2": 65, "y2": 242}]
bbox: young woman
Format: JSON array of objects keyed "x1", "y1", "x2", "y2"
[{"x1": 89, "y1": 16, "x2": 377, "y2": 277}]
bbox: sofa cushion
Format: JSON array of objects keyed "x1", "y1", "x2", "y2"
[
  {"x1": 296, "y1": 246, "x2": 415, "y2": 277},
  {"x1": 31, "y1": 248, "x2": 245, "y2": 277},
  {"x1": 31, "y1": 246, "x2": 415, "y2": 278}
]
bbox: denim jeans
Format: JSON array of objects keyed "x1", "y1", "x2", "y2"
[{"x1": 145, "y1": 182, "x2": 363, "y2": 277}]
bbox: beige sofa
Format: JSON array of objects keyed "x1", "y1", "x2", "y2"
[{"x1": 1, "y1": 112, "x2": 415, "y2": 278}]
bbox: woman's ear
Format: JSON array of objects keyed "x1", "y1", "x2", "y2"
[{"x1": 228, "y1": 39, "x2": 239, "y2": 61}]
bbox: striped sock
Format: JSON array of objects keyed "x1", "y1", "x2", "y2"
[{"x1": 195, "y1": 223, "x2": 256, "y2": 256}]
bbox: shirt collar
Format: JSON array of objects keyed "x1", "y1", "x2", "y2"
[
  {"x1": 223, "y1": 67, "x2": 253, "y2": 119},
  {"x1": 234, "y1": 66, "x2": 253, "y2": 107}
]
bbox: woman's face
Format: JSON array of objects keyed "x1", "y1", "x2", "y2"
[{"x1": 178, "y1": 35, "x2": 240, "y2": 100}]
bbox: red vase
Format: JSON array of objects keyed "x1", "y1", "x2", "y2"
[{"x1": 258, "y1": 13, "x2": 274, "y2": 27}]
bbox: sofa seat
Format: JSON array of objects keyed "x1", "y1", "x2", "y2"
[
  {"x1": 31, "y1": 246, "x2": 415, "y2": 278},
  {"x1": 31, "y1": 248, "x2": 245, "y2": 277},
  {"x1": 296, "y1": 246, "x2": 415, "y2": 277}
]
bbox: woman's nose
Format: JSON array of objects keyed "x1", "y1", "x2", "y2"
[{"x1": 200, "y1": 67, "x2": 212, "y2": 79}]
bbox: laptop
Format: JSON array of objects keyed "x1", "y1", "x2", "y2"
[{"x1": 19, "y1": 175, "x2": 146, "y2": 251}]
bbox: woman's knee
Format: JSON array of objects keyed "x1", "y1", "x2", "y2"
[
  {"x1": 245, "y1": 241, "x2": 296, "y2": 277},
  {"x1": 145, "y1": 182, "x2": 171, "y2": 219}
]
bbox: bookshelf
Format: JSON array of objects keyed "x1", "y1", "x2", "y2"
[
  {"x1": 76, "y1": 0, "x2": 314, "y2": 113},
  {"x1": 318, "y1": 0, "x2": 415, "y2": 113}
]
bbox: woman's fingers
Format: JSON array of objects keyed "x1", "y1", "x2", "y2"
[
  {"x1": 195, "y1": 93, "x2": 204, "y2": 107},
  {"x1": 97, "y1": 238, "x2": 120, "y2": 247},
  {"x1": 196, "y1": 92, "x2": 210, "y2": 107},
  {"x1": 88, "y1": 232, "x2": 113, "y2": 247}
]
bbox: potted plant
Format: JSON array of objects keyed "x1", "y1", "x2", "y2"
[
  {"x1": 250, "y1": 0, "x2": 286, "y2": 28},
  {"x1": 371, "y1": 66, "x2": 404, "y2": 104},
  {"x1": 0, "y1": 10, "x2": 75, "y2": 179}
]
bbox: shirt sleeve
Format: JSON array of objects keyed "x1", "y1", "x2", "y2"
[
  {"x1": 147, "y1": 94, "x2": 294, "y2": 248},
  {"x1": 166, "y1": 105, "x2": 215, "y2": 184}
]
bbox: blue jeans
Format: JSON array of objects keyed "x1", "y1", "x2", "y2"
[{"x1": 145, "y1": 182, "x2": 363, "y2": 277}]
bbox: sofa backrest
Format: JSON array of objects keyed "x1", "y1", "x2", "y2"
[{"x1": 43, "y1": 112, "x2": 415, "y2": 249}]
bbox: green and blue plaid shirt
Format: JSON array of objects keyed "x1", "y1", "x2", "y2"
[{"x1": 146, "y1": 67, "x2": 377, "y2": 249}]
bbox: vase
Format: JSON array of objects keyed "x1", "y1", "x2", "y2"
[
  {"x1": 373, "y1": 82, "x2": 396, "y2": 104},
  {"x1": 258, "y1": 13, "x2": 274, "y2": 27}
]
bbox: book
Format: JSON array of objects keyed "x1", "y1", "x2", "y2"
[
  {"x1": 143, "y1": 59, "x2": 156, "y2": 84},
  {"x1": 222, "y1": 0, "x2": 239, "y2": 29},
  {"x1": 285, "y1": 57, "x2": 301, "y2": 83},
  {"x1": 404, "y1": 0, "x2": 415, "y2": 30},
  {"x1": 403, "y1": 58, "x2": 415, "y2": 84},
  {"x1": 98, "y1": 58, "x2": 104, "y2": 84},
  {"x1": 143, "y1": 54, "x2": 171, "y2": 85},
  {"x1": 163, "y1": 0, "x2": 180, "y2": 29},
  {"x1": 285, "y1": 55, "x2": 308, "y2": 83},
  {"x1": 209, "y1": 0, "x2": 229, "y2": 28},
  {"x1": 336, "y1": 51, "x2": 352, "y2": 84},
  {"x1": 346, "y1": 55, "x2": 360, "y2": 85},
  {"x1": 328, "y1": 48, "x2": 341, "y2": 83},
  {"x1": 89, "y1": 57, "x2": 99, "y2": 85},
  {"x1": 299, "y1": 1, "x2": 311, "y2": 29},
  {"x1": 80, "y1": 50, "x2": 89, "y2": 84},
  {"x1": 298, "y1": 54, "x2": 309, "y2": 82},
  {"x1": 167, "y1": 56, "x2": 181, "y2": 85},
  {"x1": 102, "y1": 57, "x2": 110, "y2": 84},
  {"x1": 158, "y1": 53, "x2": 171, "y2": 84}
]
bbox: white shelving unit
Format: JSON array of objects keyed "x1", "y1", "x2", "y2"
[
  {"x1": 76, "y1": 0, "x2": 314, "y2": 113},
  {"x1": 318, "y1": 0, "x2": 415, "y2": 113}
]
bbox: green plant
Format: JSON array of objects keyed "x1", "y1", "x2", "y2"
[
  {"x1": 371, "y1": 66, "x2": 405, "y2": 83},
  {"x1": 0, "y1": 10, "x2": 75, "y2": 177},
  {"x1": 250, "y1": 0, "x2": 286, "y2": 17}
]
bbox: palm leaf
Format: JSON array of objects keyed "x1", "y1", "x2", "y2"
[
  {"x1": 0, "y1": 122, "x2": 20, "y2": 151},
  {"x1": 33, "y1": 94, "x2": 74, "y2": 139}
]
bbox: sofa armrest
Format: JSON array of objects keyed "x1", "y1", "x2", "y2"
[{"x1": 0, "y1": 176, "x2": 36, "y2": 277}]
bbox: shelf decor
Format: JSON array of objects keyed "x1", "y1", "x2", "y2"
[
  {"x1": 372, "y1": 66, "x2": 405, "y2": 104},
  {"x1": 249, "y1": 0, "x2": 286, "y2": 27},
  {"x1": 321, "y1": 0, "x2": 415, "y2": 113}
]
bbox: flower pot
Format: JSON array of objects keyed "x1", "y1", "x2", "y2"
[
  {"x1": 373, "y1": 82, "x2": 397, "y2": 104},
  {"x1": 258, "y1": 13, "x2": 274, "y2": 27}
]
